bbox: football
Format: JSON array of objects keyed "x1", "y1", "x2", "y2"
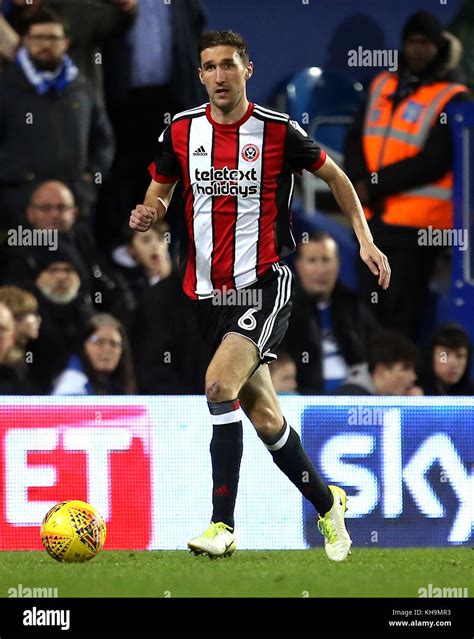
[{"x1": 40, "y1": 500, "x2": 106, "y2": 563}]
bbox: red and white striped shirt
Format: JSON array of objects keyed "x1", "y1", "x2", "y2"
[{"x1": 149, "y1": 101, "x2": 326, "y2": 300}]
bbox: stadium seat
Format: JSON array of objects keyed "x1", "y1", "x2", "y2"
[
  {"x1": 283, "y1": 67, "x2": 365, "y2": 213},
  {"x1": 285, "y1": 67, "x2": 364, "y2": 123}
]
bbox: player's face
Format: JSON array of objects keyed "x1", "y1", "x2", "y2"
[
  {"x1": 403, "y1": 34, "x2": 438, "y2": 75},
  {"x1": 199, "y1": 46, "x2": 252, "y2": 114},
  {"x1": 377, "y1": 363, "x2": 417, "y2": 395},
  {"x1": 432, "y1": 345, "x2": 468, "y2": 386},
  {"x1": 296, "y1": 239, "x2": 340, "y2": 299},
  {"x1": 85, "y1": 325, "x2": 123, "y2": 374}
]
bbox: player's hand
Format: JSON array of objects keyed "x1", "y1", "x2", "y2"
[
  {"x1": 129, "y1": 204, "x2": 157, "y2": 232},
  {"x1": 360, "y1": 241, "x2": 391, "y2": 290}
]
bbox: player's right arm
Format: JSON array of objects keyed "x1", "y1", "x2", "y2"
[
  {"x1": 130, "y1": 122, "x2": 180, "y2": 232},
  {"x1": 129, "y1": 179, "x2": 177, "y2": 232}
]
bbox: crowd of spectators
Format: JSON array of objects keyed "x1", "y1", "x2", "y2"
[{"x1": 0, "y1": 2, "x2": 472, "y2": 396}]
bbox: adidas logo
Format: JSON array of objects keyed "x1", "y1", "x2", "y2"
[
  {"x1": 193, "y1": 145, "x2": 207, "y2": 156},
  {"x1": 213, "y1": 484, "x2": 230, "y2": 497}
]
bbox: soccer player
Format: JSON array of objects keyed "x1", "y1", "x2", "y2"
[{"x1": 130, "y1": 31, "x2": 391, "y2": 561}]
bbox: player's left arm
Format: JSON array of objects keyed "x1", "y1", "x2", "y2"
[{"x1": 314, "y1": 154, "x2": 391, "y2": 290}]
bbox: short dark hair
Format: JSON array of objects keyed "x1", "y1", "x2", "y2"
[
  {"x1": 198, "y1": 30, "x2": 249, "y2": 64},
  {"x1": 431, "y1": 322, "x2": 471, "y2": 351},
  {"x1": 25, "y1": 7, "x2": 70, "y2": 37},
  {"x1": 368, "y1": 330, "x2": 419, "y2": 373},
  {"x1": 420, "y1": 322, "x2": 472, "y2": 393},
  {"x1": 296, "y1": 230, "x2": 339, "y2": 258}
]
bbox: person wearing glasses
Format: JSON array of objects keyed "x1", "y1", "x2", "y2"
[
  {"x1": 5, "y1": 0, "x2": 137, "y2": 101},
  {"x1": 0, "y1": 7, "x2": 114, "y2": 229},
  {"x1": 13, "y1": 241, "x2": 94, "y2": 393},
  {"x1": 3, "y1": 180, "x2": 134, "y2": 326},
  {"x1": 51, "y1": 313, "x2": 136, "y2": 395}
]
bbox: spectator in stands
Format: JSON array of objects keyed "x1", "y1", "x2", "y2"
[
  {"x1": 98, "y1": 0, "x2": 206, "y2": 249},
  {"x1": 26, "y1": 242, "x2": 94, "y2": 392},
  {"x1": 4, "y1": 180, "x2": 134, "y2": 326},
  {"x1": 115, "y1": 219, "x2": 172, "y2": 304},
  {"x1": 5, "y1": 0, "x2": 138, "y2": 101},
  {"x1": 0, "y1": 7, "x2": 115, "y2": 228},
  {"x1": 420, "y1": 322, "x2": 474, "y2": 395},
  {"x1": 269, "y1": 352, "x2": 298, "y2": 395},
  {"x1": 0, "y1": 302, "x2": 15, "y2": 363},
  {"x1": 344, "y1": 11, "x2": 469, "y2": 340},
  {"x1": 0, "y1": 302, "x2": 26, "y2": 394},
  {"x1": 132, "y1": 268, "x2": 210, "y2": 394},
  {"x1": 335, "y1": 330, "x2": 421, "y2": 395},
  {"x1": 283, "y1": 231, "x2": 379, "y2": 394},
  {"x1": 52, "y1": 313, "x2": 135, "y2": 395},
  {"x1": 0, "y1": 286, "x2": 41, "y2": 380}
]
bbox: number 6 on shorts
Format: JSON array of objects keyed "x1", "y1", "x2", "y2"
[{"x1": 237, "y1": 308, "x2": 258, "y2": 331}]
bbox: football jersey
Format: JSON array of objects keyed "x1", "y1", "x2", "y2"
[{"x1": 149, "y1": 101, "x2": 326, "y2": 300}]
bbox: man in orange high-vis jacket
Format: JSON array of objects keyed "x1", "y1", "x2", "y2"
[{"x1": 345, "y1": 11, "x2": 469, "y2": 340}]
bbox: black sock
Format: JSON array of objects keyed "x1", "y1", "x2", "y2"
[
  {"x1": 262, "y1": 418, "x2": 333, "y2": 516},
  {"x1": 208, "y1": 399, "x2": 244, "y2": 529}
]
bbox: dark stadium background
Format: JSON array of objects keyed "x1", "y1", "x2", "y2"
[{"x1": 203, "y1": 0, "x2": 462, "y2": 105}]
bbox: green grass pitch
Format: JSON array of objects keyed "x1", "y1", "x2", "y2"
[{"x1": 0, "y1": 548, "x2": 472, "y2": 598}]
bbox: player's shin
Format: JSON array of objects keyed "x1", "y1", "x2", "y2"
[
  {"x1": 208, "y1": 399, "x2": 244, "y2": 529},
  {"x1": 260, "y1": 418, "x2": 333, "y2": 515}
]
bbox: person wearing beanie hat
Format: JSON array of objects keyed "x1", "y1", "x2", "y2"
[
  {"x1": 400, "y1": 11, "x2": 449, "y2": 81},
  {"x1": 344, "y1": 10, "x2": 469, "y2": 341},
  {"x1": 33, "y1": 241, "x2": 87, "y2": 284},
  {"x1": 402, "y1": 10, "x2": 446, "y2": 50},
  {"x1": 3, "y1": 180, "x2": 135, "y2": 329},
  {"x1": 22, "y1": 240, "x2": 94, "y2": 393}
]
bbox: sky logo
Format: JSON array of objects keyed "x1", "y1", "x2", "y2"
[{"x1": 302, "y1": 402, "x2": 474, "y2": 547}]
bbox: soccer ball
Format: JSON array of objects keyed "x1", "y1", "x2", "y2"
[{"x1": 41, "y1": 500, "x2": 106, "y2": 563}]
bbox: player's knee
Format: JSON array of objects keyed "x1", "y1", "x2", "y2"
[{"x1": 205, "y1": 379, "x2": 237, "y2": 403}]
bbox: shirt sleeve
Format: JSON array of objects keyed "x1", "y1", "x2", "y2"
[
  {"x1": 284, "y1": 119, "x2": 326, "y2": 173},
  {"x1": 148, "y1": 124, "x2": 181, "y2": 183}
]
